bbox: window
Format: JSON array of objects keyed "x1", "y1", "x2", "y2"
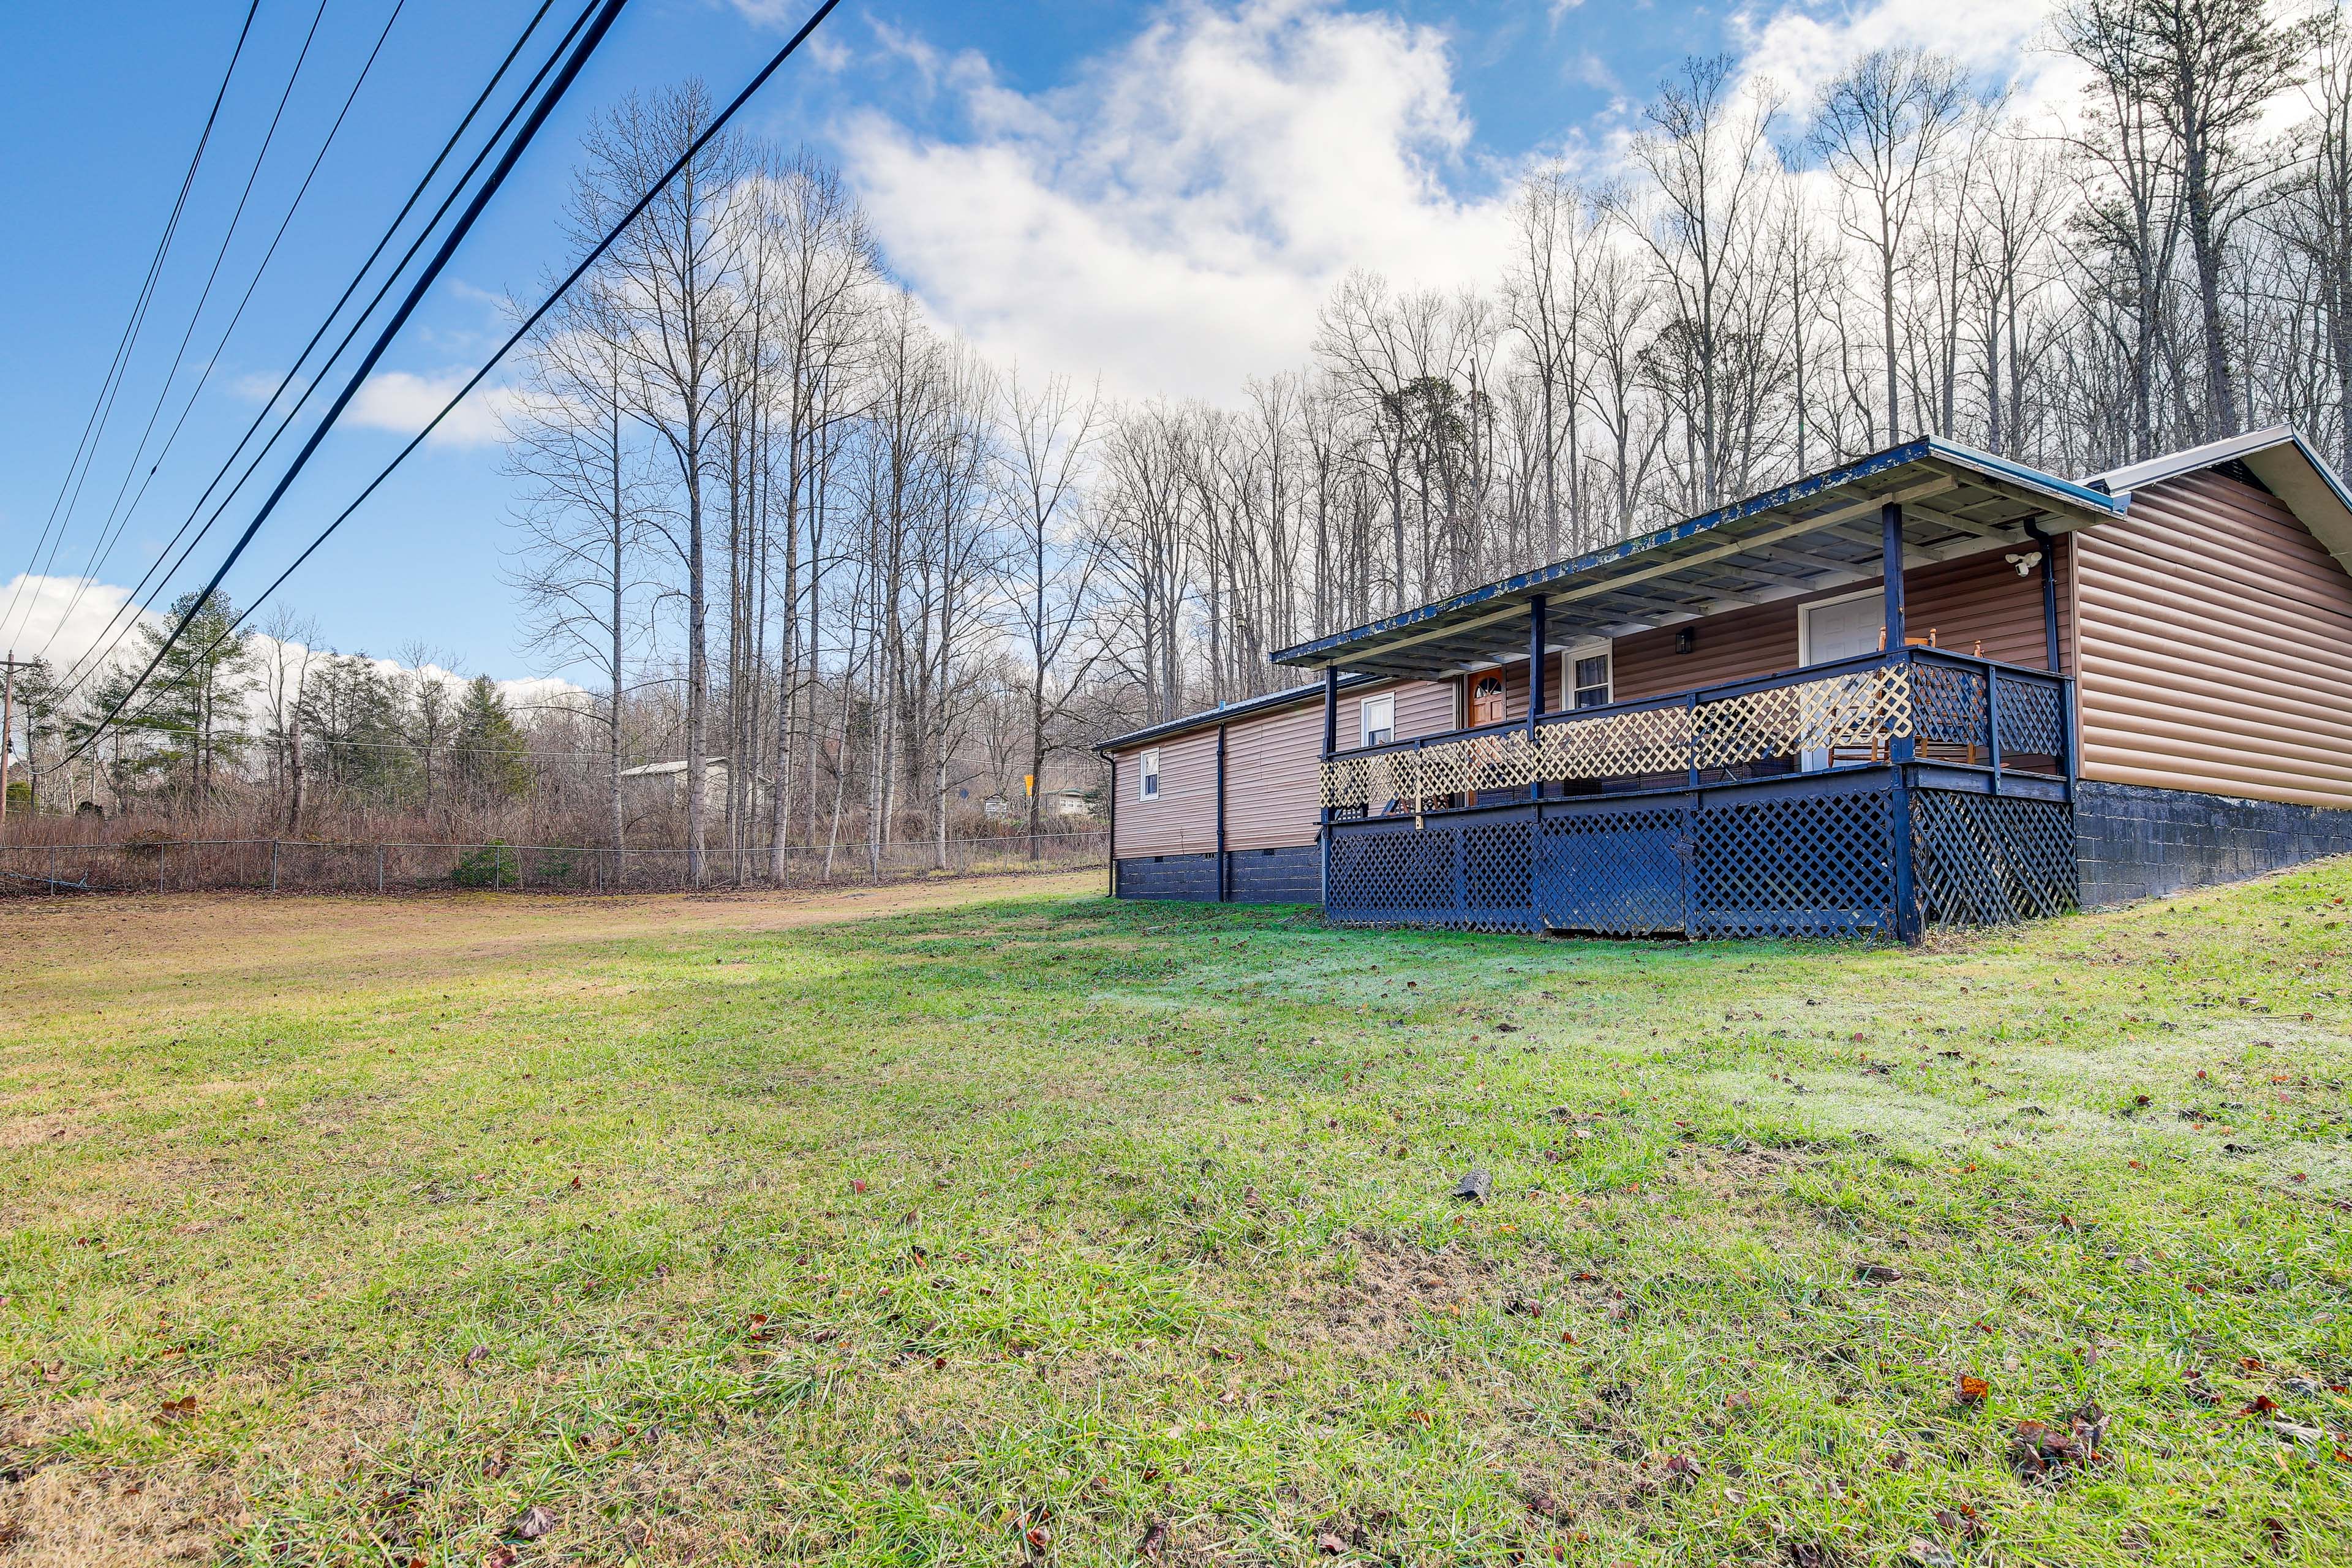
[
  {"x1": 1469, "y1": 675, "x2": 1507, "y2": 726},
  {"x1": 1574, "y1": 654, "x2": 1611, "y2": 709},
  {"x1": 1360, "y1": 694, "x2": 1395, "y2": 747},
  {"x1": 1138, "y1": 749, "x2": 1160, "y2": 801}
]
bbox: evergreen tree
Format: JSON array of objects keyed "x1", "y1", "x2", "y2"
[
  {"x1": 74, "y1": 592, "x2": 256, "y2": 802},
  {"x1": 454, "y1": 676, "x2": 532, "y2": 804},
  {"x1": 299, "y1": 654, "x2": 417, "y2": 807}
]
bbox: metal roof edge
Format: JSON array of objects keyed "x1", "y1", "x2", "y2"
[
  {"x1": 1921, "y1": 437, "x2": 2131, "y2": 516},
  {"x1": 2085, "y1": 424, "x2": 2299, "y2": 494},
  {"x1": 1093, "y1": 673, "x2": 1379, "y2": 756},
  {"x1": 1270, "y1": 438, "x2": 2114, "y2": 670}
]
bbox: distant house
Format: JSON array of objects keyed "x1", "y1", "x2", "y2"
[
  {"x1": 1098, "y1": 426, "x2": 2352, "y2": 939},
  {"x1": 983, "y1": 788, "x2": 1095, "y2": 821},
  {"x1": 618, "y1": 759, "x2": 767, "y2": 817}
]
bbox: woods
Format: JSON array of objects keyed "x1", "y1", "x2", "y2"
[{"x1": 17, "y1": 1, "x2": 2352, "y2": 879}]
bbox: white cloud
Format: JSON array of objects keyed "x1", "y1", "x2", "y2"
[
  {"x1": 839, "y1": 0, "x2": 1520, "y2": 402},
  {"x1": 1730, "y1": 0, "x2": 2086, "y2": 123},
  {"x1": 0, "y1": 574, "x2": 579, "y2": 739},
  {"x1": 346, "y1": 369, "x2": 518, "y2": 447},
  {"x1": 0, "y1": 573, "x2": 159, "y2": 684}
]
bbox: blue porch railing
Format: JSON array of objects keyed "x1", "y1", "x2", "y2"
[{"x1": 1318, "y1": 648, "x2": 2076, "y2": 941}]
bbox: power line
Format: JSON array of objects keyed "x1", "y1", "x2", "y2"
[
  {"x1": 0, "y1": 1, "x2": 263, "y2": 642},
  {"x1": 43, "y1": 0, "x2": 587, "y2": 703},
  {"x1": 61, "y1": 0, "x2": 636, "y2": 765},
  {"x1": 31, "y1": 0, "x2": 409, "y2": 665},
  {"x1": 227, "y1": 0, "x2": 848, "y2": 655},
  {"x1": 70, "y1": 0, "x2": 846, "y2": 764}
]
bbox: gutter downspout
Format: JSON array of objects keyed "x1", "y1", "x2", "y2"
[{"x1": 1215, "y1": 723, "x2": 1229, "y2": 903}]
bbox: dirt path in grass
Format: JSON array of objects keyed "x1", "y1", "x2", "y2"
[{"x1": 0, "y1": 870, "x2": 1104, "y2": 1017}]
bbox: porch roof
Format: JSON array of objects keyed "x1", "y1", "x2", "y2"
[{"x1": 1268, "y1": 439, "x2": 2127, "y2": 680}]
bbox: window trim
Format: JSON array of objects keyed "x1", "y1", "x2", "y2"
[
  {"x1": 1571, "y1": 650, "x2": 1612, "y2": 710},
  {"x1": 1138, "y1": 748, "x2": 1160, "y2": 801},
  {"x1": 1359, "y1": 693, "x2": 1396, "y2": 747}
]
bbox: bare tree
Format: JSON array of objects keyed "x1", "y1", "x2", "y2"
[
  {"x1": 505, "y1": 279, "x2": 656, "y2": 859},
  {"x1": 1813, "y1": 47, "x2": 1971, "y2": 444},
  {"x1": 575, "y1": 81, "x2": 745, "y2": 884},
  {"x1": 998, "y1": 368, "x2": 1106, "y2": 854}
]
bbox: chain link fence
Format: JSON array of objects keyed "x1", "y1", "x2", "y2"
[{"x1": 0, "y1": 831, "x2": 1106, "y2": 897}]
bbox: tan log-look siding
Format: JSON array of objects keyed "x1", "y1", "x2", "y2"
[
  {"x1": 2074, "y1": 470, "x2": 2352, "y2": 808},
  {"x1": 1225, "y1": 703, "x2": 1324, "y2": 850},
  {"x1": 1338, "y1": 679, "x2": 1458, "y2": 747},
  {"x1": 1109, "y1": 729, "x2": 1218, "y2": 857},
  {"x1": 1107, "y1": 678, "x2": 1458, "y2": 858},
  {"x1": 1610, "y1": 543, "x2": 2073, "y2": 701}
]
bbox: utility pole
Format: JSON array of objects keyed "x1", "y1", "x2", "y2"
[{"x1": 0, "y1": 650, "x2": 37, "y2": 839}]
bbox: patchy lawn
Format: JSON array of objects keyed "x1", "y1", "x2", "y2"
[{"x1": 2, "y1": 866, "x2": 2348, "y2": 1567}]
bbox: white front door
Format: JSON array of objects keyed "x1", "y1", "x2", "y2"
[{"x1": 1801, "y1": 595, "x2": 1882, "y2": 769}]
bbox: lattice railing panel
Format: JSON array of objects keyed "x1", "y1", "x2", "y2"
[
  {"x1": 1911, "y1": 661, "x2": 1989, "y2": 756},
  {"x1": 1540, "y1": 705, "x2": 1692, "y2": 782},
  {"x1": 1534, "y1": 809, "x2": 1688, "y2": 935},
  {"x1": 1691, "y1": 666, "x2": 1913, "y2": 772},
  {"x1": 1993, "y1": 674, "x2": 2065, "y2": 766},
  {"x1": 1910, "y1": 791, "x2": 2077, "y2": 927},
  {"x1": 1321, "y1": 666, "x2": 1918, "y2": 809},
  {"x1": 1689, "y1": 788, "x2": 1896, "y2": 938}
]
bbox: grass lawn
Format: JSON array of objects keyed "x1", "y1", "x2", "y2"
[{"x1": 3, "y1": 867, "x2": 2350, "y2": 1567}]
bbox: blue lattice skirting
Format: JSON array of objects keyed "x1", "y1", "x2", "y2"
[{"x1": 1323, "y1": 770, "x2": 2076, "y2": 941}]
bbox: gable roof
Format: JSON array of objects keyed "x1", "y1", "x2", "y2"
[{"x1": 2087, "y1": 425, "x2": 2352, "y2": 576}]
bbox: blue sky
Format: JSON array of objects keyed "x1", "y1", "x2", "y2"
[{"x1": 0, "y1": 0, "x2": 2059, "y2": 689}]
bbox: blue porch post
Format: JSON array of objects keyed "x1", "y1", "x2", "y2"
[
  {"x1": 1319, "y1": 666, "x2": 1338, "y2": 906},
  {"x1": 1526, "y1": 595, "x2": 1548, "y2": 800},
  {"x1": 1883, "y1": 500, "x2": 1919, "y2": 941}
]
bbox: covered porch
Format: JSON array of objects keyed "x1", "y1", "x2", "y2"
[{"x1": 1271, "y1": 439, "x2": 2126, "y2": 941}]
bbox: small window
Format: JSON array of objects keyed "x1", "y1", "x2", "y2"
[
  {"x1": 1360, "y1": 694, "x2": 1395, "y2": 747},
  {"x1": 1139, "y1": 750, "x2": 1160, "y2": 801},
  {"x1": 1574, "y1": 654, "x2": 1611, "y2": 709},
  {"x1": 1470, "y1": 675, "x2": 1507, "y2": 726}
]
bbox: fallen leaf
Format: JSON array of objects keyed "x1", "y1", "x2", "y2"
[
  {"x1": 511, "y1": 1504, "x2": 557, "y2": 1540},
  {"x1": 851, "y1": 1179, "x2": 868, "y2": 1194},
  {"x1": 1140, "y1": 1520, "x2": 1168, "y2": 1561},
  {"x1": 1854, "y1": 1262, "x2": 1901, "y2": 1286},
  {"x1": 464, "y1": 1344, "x2": 489, "y2": 1368},
  {"x1": 1317, "y1": 1531, "x2": 1347, "y2": 1555},
  {"x1": 1956, "y1": 1374, "x2": 1989, "y2": 1406}
]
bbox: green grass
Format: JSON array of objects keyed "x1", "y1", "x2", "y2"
[{"x1": 2, "y1": 870, "x2": 2350, "y2": 1567}]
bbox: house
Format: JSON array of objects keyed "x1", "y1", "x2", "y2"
[
  {"x1": 618, "y1": 758, "x2": 767, "y2": 818},
  {"x1": 1096, "y1": 427, "x2": 2352, "y2": 939},
  {"x1": 982, "y1": 788, "x2": 1092, "y2": 821}
]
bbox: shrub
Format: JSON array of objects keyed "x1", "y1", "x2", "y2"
[{"x1": 451, "y1": 842, "x2": 518, "y2": 888}]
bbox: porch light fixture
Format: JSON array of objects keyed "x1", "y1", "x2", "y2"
[{"x1": 2004, "y1": 549, "x2": 2043, "y2": 577}]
